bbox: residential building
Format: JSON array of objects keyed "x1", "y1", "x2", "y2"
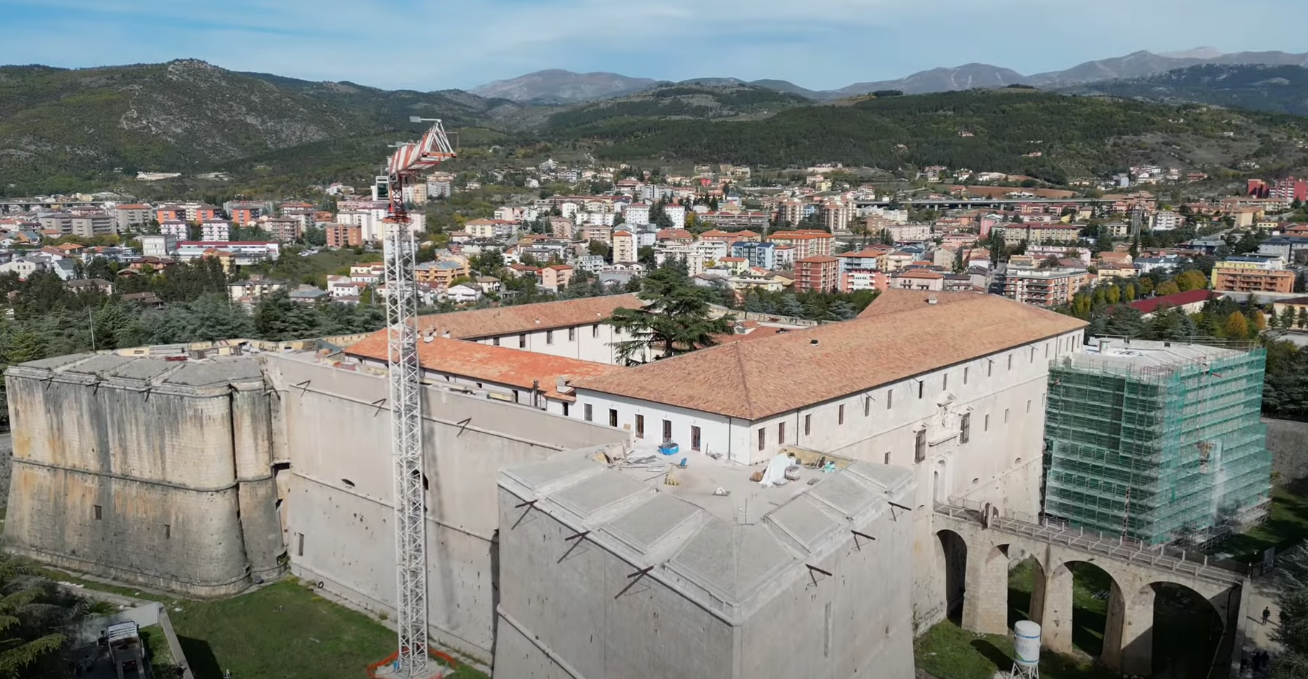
[
  {"x1": 821, "y1": 200, "x2": 852, "y2": 232},
  {"x1": 794, "y1": 256, "x2": 840, "y2": 293},
  {"x1": 1045, "y1": 340, "x2": 1270, "y2": 544},
  {"x1": 159, "y1": 222, "x2": 189, "y2": 239},
  {"x1": 1002, "y1": 267, "x2": 1091, "y2": 307},
  {"x1": 768, "y1": 230, "x2": 834, "y2": 259},
  {"x1": 539, "y1": 265, "x2": 574, "y2": 292},
  {"x1": 114, "y1": 204, "x2": 152, "y2": 233},
  {"x1": 200, "y1": 220, "x2": 230, "y2": 242},
  {"x1": 884, "y1": 223, "x2": 931, "y2": 242},
  {"x1": 655, "y1": 228, "x2": 694, "y2": 245},
  {"x1": 624, "y1": 203, "x2": 651, "y2": 227},
  {"x1": 264, "y1": 218, "x2": 302, "y2": 243},
  {"x1": 773, "y1": 245, "x2": 796, "y2": 269},
  {"x1": 415, "y1": 259, "x2": 471, "y2": 290},
  {"x1": 1001, "y1": 223, "x2": 1082, "y2": 245},
  {"x1": 288, "y1": 285, "x2": 330, "y2": 303},
  {"x1": 466, "y1": 219, "x2": 518, "y2": 240},
  {"x1": 1211, "y1": 265, "x2": 1296, "y2": 294},
  {"x1": 139, "y1": 234, "x2": 178, "y2": 258},
  {"x1": 444, "y1": 284, "x2": 483, "y2": 305},
  {"x1": 664, "y1": 204, "x2": 686, "y2": 227},
  {"x1": 37, "y1": 212, "x2": 72, "y2": 234},
  {"x1": 612, "y1": 230, "x2": 637, "y2": 264},
  {"x1": 1153, "y1": 210, "x2": 1181, "y2": 231},
  {"x1": 891, "y1": 269, "x2": 945, "y2": 291},
  {"x1": 225, "y1": 202, "x2": 264, "y2": 226},
  {"x1": 582, "y1": 225, "x2": 613, "y2": 245},
  {"x1": 732, "y1": 241, "x2": 777, "y2": 270},
  {"x1": 325, "y1": 223, "x2": 363, "y2": 248},
  {"x1": 699, "y1": 211, "x2": 769, "y2": 230},
  {"x1": 176, "y1": 241, "x2": 280, "y2": 265},
  {"x1": 227, "y1": 277, "x2": 286, "y2": 305},
  {"x1": 70, "y1": 212, "x2": 115, "y2": 238},
  {"x1": 549, "y1": 217, "x2": 574, "y2": 240}
]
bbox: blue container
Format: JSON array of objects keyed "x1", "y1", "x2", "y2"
[{"x1": 658, "y1": 442, "x2": 680, "y2": 456}]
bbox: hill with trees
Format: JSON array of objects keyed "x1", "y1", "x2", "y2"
[{"x1": 1068, "y1": 64, "x2": 1308, "y2": 117}]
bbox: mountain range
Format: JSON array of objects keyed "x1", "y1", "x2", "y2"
[{"x1": 474, "y1": 48, "x2": 1308, "y2": 102}]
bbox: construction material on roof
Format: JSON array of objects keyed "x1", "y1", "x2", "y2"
[{"x1": 1043, "y1": 338, "x2": 1272, "y2": 545}]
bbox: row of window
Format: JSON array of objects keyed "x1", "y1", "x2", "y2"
[
  {"x1": 583, "y1": 405, "x2": 703, "y2": 450},
  {"x1": 490, "y1": 324, "x2": 604, "y2": 348}
]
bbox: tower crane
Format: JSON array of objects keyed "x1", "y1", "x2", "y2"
[{"x1": 381, "y1": 117, "x2": 456, "y2": 678}]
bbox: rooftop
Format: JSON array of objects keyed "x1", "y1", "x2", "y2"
[
  {"x1": 500, "y1": 444, "x2": 913, "y2": 614},
  {"x1": 572, "y1": 290, "x2": 1086, "y2": 421},
  {"x1": 379, "y1": 294, "x2": 642, "y2": 340},
  {"x1": 1129, "y1": 289, "x2": 1212, "y2": 315},
  {"x1": 1065, "y1": 338, "x2": 1243, "y2": 375},
  {"x1": 344, "y1": 336, "x2": 622, "y2": 400}
]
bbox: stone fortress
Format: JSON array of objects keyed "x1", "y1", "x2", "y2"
[{"x1": 0, "y1": 290, "x2": 1272, "y2": 678}]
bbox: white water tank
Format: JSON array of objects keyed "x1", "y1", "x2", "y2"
[{"x1": 1013, "y1": 620, "x2": 1041, "y2": 666}]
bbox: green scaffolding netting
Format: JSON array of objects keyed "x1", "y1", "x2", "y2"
[{"x1": 1042, "y1": 347, "x2": 1272, "y2": 545}]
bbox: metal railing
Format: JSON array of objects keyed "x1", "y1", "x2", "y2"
[{"x1": 935, "y1": 498, "x2": 1245, "y2": 587}]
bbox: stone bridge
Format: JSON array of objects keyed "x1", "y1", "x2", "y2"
[{"x1": 933, "y1": 500, "x2": 1250, "y2": 678}]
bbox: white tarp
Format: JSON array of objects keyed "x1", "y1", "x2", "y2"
[{"x1": 759, "y1": 453, "x2": 792, "y2": 487}]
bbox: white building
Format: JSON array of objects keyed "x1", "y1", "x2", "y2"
[
  {"x1": 140, "y1": 234, "x2": 178, "y2": 258},
  {"x1": 565, "y1": 290, "x2": 1087, "y2": 630},
  {"x1": 444, "y1": 283, "x2": 483, "y2": 305},
  {"x1": 625, "y1": 203, "x2": 651, "y2": 227},
  {"x1": 664, "y1": 204, "x2": 686, "y2": 227},
  {"x1": 176, "y1": 241, "x2": 280, "y2": 265},
  {"x1": 159, "y1": 222, "x2": 189, "y2": 239},
  {"x1": 1153, "y1": 210, "x2": 1181, "y2": 231},
  {"x1": 200, "y1": 220, "x2": 231, "y2": 242}
]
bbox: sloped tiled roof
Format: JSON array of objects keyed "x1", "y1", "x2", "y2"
[
  {"x1": 345, "y1": 336, "x2": 623, "y2": 400},
  {"x1": 365, "y1": 294, "x2": 643, "y2": 342},
  {"x1": 572, "y1": 290, "x2": 1086, "y2": 420}
]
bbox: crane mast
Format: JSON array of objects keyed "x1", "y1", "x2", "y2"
[{"x1": 381, "y1": 119, "x2": 455, "y2": 678}]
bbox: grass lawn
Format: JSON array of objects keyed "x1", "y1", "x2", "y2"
[
  {"x1": 915, "y1": 620, "x2": 1116, "y2": 679},
  {"x1": 47, "y1": 574, "x2": 489, "y2": 679},
  {"x1": 1216, "y1": 478, "x2": 1308, "y2": 564}
]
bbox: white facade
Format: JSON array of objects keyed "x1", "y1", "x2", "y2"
[
  {"x1": 664, "y1": 204, "x2": 686, "y2": 227},
  {"x1": 468, "y1": 322, "x2": 647, "y2": 366},
  {"x1": 140, "y1": 234, "x2": 178, "y2": 258},
  {"x1": 159, "y1": 222, "x2": 188, "y2": 239},
  {"x1": 1153, "y1": 210, "x2": 1181, "y2": 231},
  {"x1": 624, "y1": 204, "x2": 650, "y2": 226},
  {"x1": 200, "y1": 220, "x2": 231, "y2": 242}
]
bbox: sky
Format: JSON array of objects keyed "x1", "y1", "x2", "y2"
[{"x1": 1, "y1": 0, "x2": 1305, "y2": 92}]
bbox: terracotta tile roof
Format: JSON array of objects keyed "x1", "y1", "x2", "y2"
[
  {"x1": 374, "y1": 294, "x2": 643, "y2": 342},
  {"x1": 797, "y1": 256, "x2": 839, "y2": 263},
  {"x1": 896, "y1": 269, "x2": 944, "y2": 279},
  {"x1": 344, "y1": 336, "x2": 622, "y2": 400},
  {"x1": 1128, "y1": 289, "x2": 1212, "y2": 315},
  {"x1": 574, "y1": 290, "x2": 1085, "y2": 420}
]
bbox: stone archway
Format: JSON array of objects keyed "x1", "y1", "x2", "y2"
[
  {"x1": 935, "y1": 529, "x2": 968, "y2": 623},
  {"x1": 1038, "y1": 559, "x2": 1126, "y2": 663},
  {"x1": 1116, "y1": 580, "x2": 1226, "y2": 678}
]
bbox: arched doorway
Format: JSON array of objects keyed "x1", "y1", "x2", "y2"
[
  {"x1": 935, "y1": 529, "x2": 968, "y2": 624},
  {"x1": 933, "y1": 459, "x2": 948, "y2": 504}
]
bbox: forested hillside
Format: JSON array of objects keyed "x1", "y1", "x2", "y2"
[
  {"x1": 1069, "y1": 64, "x2": 1308, "y2": 117},
  {"x1": 541, "y1": 89, "x2": 1308, "y2": 184}
]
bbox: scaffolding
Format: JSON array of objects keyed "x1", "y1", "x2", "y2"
[{"x1": 1042, "y1": 340, "x2": 1272, "y2": 546}]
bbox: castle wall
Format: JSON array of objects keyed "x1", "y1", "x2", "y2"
[
  {"x1": 3, "y1": 357, "x2": 281, "y2": 597},
  {"x1": 264, "y1": 355, "x2": 628, "y2": 660}
]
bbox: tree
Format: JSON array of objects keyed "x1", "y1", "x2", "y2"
[
  {"x1": 0, "y1": 553, "x2": 98, "y2": 678},
  {"x1": 1175, "y1": 270, "x2": 1208, "y2": 292},
  {"x1": 1299, "y1": 307, "x2": 1308, "y2": 330},
  {"x1": 1224, "y1": 311, "x2": 1250, "y2": 340},
  {"x1": 604, "y1": 266, "x2": 734, "y2": 363},
  {"x1": 1155, "y1": 280, "x2": 1181, "y2": 296},
  {"x1": 1277, "y1": 306, "x2": 1295, "y2": 329},
  {"x1": 1123, "y1": 282, "x2": 1137, "y2": 302},
  {"x1": 637, "y1": 245, "x2": 657, "y2": 268}
]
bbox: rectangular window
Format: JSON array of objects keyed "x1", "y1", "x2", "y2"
[
  {"x1": 1030, "y1": 347, "x2": 1036, "y2": 363},
  {"x1": 915, "y1": 429, "x2": 926, "y2": 463},
  {"x1": 758, "y1": 428, "x2": 766, "y2": 451},
  {"x1": 1027, "y1": 399, "x2": 1031, "y2": 413},
  {"x1": 493, "y1": 337, "x2": 500, "y2": 347},
  {"x1": 1045, "y1": 342, "x2": 1050, "y2": 358},
  {"x1": 569, "y1": 327, "x2": 576, "y2": 341},
  {"x1": 1004, "y1": 408, "x2": 1010, "y2": 423},
  {"x1": 984, "y1": 414, "x2": 990, "y2": 431},
  {"x1": 988, "y1": 360, "x2": 993, "y2": 377},
  {"x1": 94, "y1": 505, "x2": 102, "y2": 520},
  {"x1": 519, "y1": 333, "x2": 527, "y2": 348},
  {"x1": 917, "y1": 381, "x2": 924, "y2": 399},
  {"x1": 779, "y1": 421, "x2": 786, "y2": 444},
  {"x1": 563, "y1": 403, "x2": 570, "y2": 417},
  {"x1": 691, "y1": 426, "x2": 701, "y2": 451},
  {"x1": 512, "y1": 390, "x2": 519, "y2": 403},
  {"x1": 584, "y1": 404, "x2": 593, "y2": 422},
  {"x1": 635, "y1": 414, "x2": 645, "y2": 439},
  {"x1": 804, "y1": 415, "x2": 811, "y2": 436},
  {"x1": 884, "y1": 452, "x2": 892, "y2": 465},
  {"x1": 887, "y1": 389, "x2": 893, "y2": 410},
  {"x1": 943, "y1": 374, "x2": 948, "y2": 390},
  {"x1": 1043, "y1": 392, "x2": 1047, "y2": 406},
  {"x1": 662, "y1": 419, "x2": 672, "y2": 441},
  {"x1": 546, "y1": 330, "x2": 554, "y2": 345},
  {"x1": 838, "y1": 404, "x2": 845, "y2": 425},
  {"x1": 296, "y1": 532, "x2": 305, "y2": 557},
  {"x1": 164, "y1": 524, "x2": 171, "y2": 540},
  {"x1": 1008, "y1": 354, "x2": 1013, "y2": 370},
  {"x1": 960, "y1": 413, "x2": 970, "y2": 444},
  {"x1": 964, "y1": 367, "x2": 969, "y2": 384},
  {"x1": 609, "y1": 409, "x2": 618, "y2": 427},
  {"x1": 592, "y1": 323, "x2": 600, "y2": 338}
]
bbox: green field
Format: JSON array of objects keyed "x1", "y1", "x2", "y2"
[
  {"x1": 48, "y1": 575, "x2": 488, "y2": 679},
  {"x1": 1218, "y1": 479, "x2": 1308, "y2": 564}
]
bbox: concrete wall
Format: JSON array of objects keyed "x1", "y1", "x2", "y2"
[
  {"x1": 1264, "y1": 417, "x2": 1308, "y2": 485},
  {"x1": 264, "y1": 355, "x2": 628, "y2": 660},
  {"x1": 3, "y1": 367, "x2": 283, "y2": 597}
]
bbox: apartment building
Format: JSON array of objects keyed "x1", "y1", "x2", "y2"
[
  {"x1": 777, "y1": 198, "x2": 804, "y2": 226},
  {"x1": 768, "y1": 230, "x2": 834, "y2": 259},
  {"x1": 885, "y1": 223, "x2": 931, "y2": 242},
  {"x1": 1002, "y1": 267, "x2": 1091, "y2": 307},
  {"x1": 539, "y1": 265, "x2": 574, "y2": 292},
  {"x1": 264, "y1": 218, "x2": 302, "y2": 243},
  {"x1": 732, "y1": 241, "x2": 777, "y2": 270},
  {"x1": 795, "y1": 256, "x2": 840, "y2": 293},
  {"x1": 200, "y1": 220, "x2": 231, "y2": 242},
  {"x1": 114, "y1": 204, "x2": 152, "y2": 233},
  {"x1": 1211, "y1": 265, "x2": 1296, "y2": 294},
  {"x1": 891, "y1": 269, "x2": 945, "y2": 291},
  {"x1": 325, "y1": 223, "x2": 363, "y2": 248},
  {"x1": 821, "y1": 200, "x2": 852, "y2": 232},
  {"x1": 415, "y1": 259, "x2": 471, "y2": 290},
  {"x1": 1001, "y1": 223, "x2": 1082, "y2": 245},
  {"x1": 612, "y1": 230, "x2": 637, "y2": 264},
  {"x1": 624, "y1": 203, "x2": 651, "y2": 227},
  {"x1": 70, "y1": 212, "x2": 115, "y2": 238}
]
